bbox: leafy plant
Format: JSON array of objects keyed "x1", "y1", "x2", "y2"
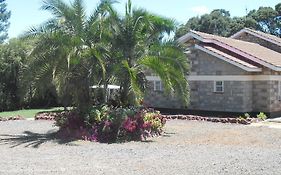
[
  {"x1": 239, "y1": 113, "x2": 250, "y2": 120},
  {"x1": 257, "y1": 112, "x2": 267, "y2": 120}
]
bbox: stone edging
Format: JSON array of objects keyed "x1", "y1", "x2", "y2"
[
  {"x1": 0, "y1": 115, "x2": 25, "y2": 122},
  {"x1": 34, "y1": 113, "x2": 261, "y2": 125},
  {"x1": 34, "y1": 113, "x2": 56, "y2": 121},
  {"x1": 163, "y1": 115, "x2": 260, "y2": 125}
]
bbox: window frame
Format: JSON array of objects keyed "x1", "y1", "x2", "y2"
[
  {"x1": 153, "y1": 81, "x2": 163, "y2": 91},
  {"x1": 214, "y1": 81, "x2": 224, "y2": 93}
]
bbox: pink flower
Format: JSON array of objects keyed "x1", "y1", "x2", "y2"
[
  {"x1": 123, "y1": 118, "x2": 137, "y2": 132},
  {"x1": 104, "y1": 120, "x2": 111, "y2": 127},
  {"x1": 142, "y1": 122, "x2": 152, "y2": 129}
]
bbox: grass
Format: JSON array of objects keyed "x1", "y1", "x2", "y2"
[{"x1": 0, "y1": 107, "x2": 64, "y2": 118}]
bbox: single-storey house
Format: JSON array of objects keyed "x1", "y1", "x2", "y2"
[{"x1": 144, "y1": 28, "x2": 281, "y2": 117}]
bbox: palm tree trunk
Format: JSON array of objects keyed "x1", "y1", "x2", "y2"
[{"x1": 76, "y1": 77, "x2": 91, "y2": 116}]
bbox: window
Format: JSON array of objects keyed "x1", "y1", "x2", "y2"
[
  {"x1": 277, "y1": 81, "x2": 281, "y2": 101},
  {"x1": 214, "y1": 81, "x2": 224, "y2": 93},
  {"x1": 154, "y1": 81, "x2": 163, "y2": 91}
]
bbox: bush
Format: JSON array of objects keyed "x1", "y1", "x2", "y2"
[
  {"x1": 54, "y1": 106, "x2": 166, "y2": 143},
  {"x1": 257, "y1": 112, "x2": 267, "y2": 120},
  {"x1": 239, "y1": 113, "x2": 250, "y2": 120}
]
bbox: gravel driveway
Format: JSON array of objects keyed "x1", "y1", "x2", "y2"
[{"x1": 0, "y1": 120, "x2": 281, "y2": 175}]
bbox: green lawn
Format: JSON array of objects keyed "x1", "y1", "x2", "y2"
[{"x1": 0, "y1": 107, "x2": 64, "y2": 118}]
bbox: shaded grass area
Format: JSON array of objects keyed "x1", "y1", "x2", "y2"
[{"x1": 0, "y1": 107, "x2": 64, "y2": 118}]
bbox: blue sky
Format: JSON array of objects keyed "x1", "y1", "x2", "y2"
[{"x1": 6, "y1": 0, "x2": 281, "y2": 38}]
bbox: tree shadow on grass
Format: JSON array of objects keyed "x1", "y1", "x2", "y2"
[{"x1": 0, "y1": 130, "x2": 77, "y2": 148}]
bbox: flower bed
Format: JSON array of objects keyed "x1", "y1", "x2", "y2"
[
  {"x1": 49, "y1": 106, "x2": 166, "y2": 143},
  {"x1": 163, "y1": 115, "x2": 260, "y2": 125},
  {"x1": 0, "y1": 115, "x2": 25, "y2": 122}
]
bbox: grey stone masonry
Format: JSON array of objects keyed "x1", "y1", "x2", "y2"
[
  {"x1": 144, "y1": 81, "x2": 184, "y2": 109},
  {"x1": 189, "y1": 81, "x2": 252, "y2": 112},
  {"x1": 189, "y1": 49, "x2": 250, "y2": 75}
]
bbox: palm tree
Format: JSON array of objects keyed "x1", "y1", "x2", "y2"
[
  {"x1": 23, "y1": 0, "x2": 114, "y2": 115},
  {"x1": 105, "y1": 0, "x2": 189, "y2": 106}
]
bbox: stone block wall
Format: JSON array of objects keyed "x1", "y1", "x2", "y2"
[
  {"x1": 189, "y1": 81, "x2": 252, "y2": 112},
  {"x1": 252, "y1": 81, "x2": 271, "y2": 112},
  {"x1": 268, "y1": 81, "x2": 281, "y2": 112},
  {"x1": 189, "y1": 49, "x2": 250, "y2": 75},
  {"x1": 143, "y1": 81, "x2": 184, "y2": 109}
]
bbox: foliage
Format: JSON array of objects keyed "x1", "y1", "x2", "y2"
[
  {"x1": 0, "y1": 0, "x2": 11, "y2": 43},
  {"x1": 105, "y1": 0, "x2": 189, "y2": 106},
  {"x1": 239, "y1": 113, "x2": 251, "y2": 120},
  {"x1": 0, "y1": 38, "x2": 58, "y2": 111},
  {"x1": 55, "y1": 106, "x2": 166, "y2": 143},
  {"x1": 23, "y1": 0, "x2": 117, "y2": 114},
  {"x1": 0, "y1": 39, "x2": 31, "y2": 111},
  {"x1": 176, "y1": 9, "x2": 239, "y2": 38},
  {"x1": 176, "y1": 3, "x2": 281, "y2": 38},
  {"x1": 257, "y1": 112, "x2": 267, "y2": 121},
  {"x1": 23, "y1": 0, "x2": 189, "y2": 116}
]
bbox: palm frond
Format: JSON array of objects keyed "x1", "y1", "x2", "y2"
[{"x1": 41, "y1": 0, "x2": 70, "y2": 18}]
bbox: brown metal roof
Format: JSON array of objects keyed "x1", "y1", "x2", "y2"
[
  {"x1": 235, "y1": 28, "x2": 281, "y2": 46},
  {"x1": 202, "y1": 45, "x2": 259, "y2": 69},
  {"x1": 191, "y1": 31, "x2": 281, "y2": 68}
]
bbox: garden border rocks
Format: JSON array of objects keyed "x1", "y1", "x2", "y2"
[
  {"x1": 34, "y1": 112, "x2": 260, "y2": 125},
  {"x1": 34, "y1": 112, "x2": 57, "y2": 121},
  {"x1": 0, "y1": 115, "x2": 25, "y2": 122},
  {"x1": 163, "y1": 115, "x2": 261, "y2": 125}
]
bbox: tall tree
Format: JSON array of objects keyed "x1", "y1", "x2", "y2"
[
  {"x1": 0, "y1": 0, "x2": 11, "y2": 43},
  {"x1": 107, "y1": 0, "x2": 189, "y2": 106},
  {"x1": 0, "y1": 38, "x2": 30, "y2": 111},
  {"x1": 24, "y1": 0, "x2": 114, "y2": 115}
]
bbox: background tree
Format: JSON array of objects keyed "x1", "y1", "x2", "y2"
[
  {"x1": 247, "y1": 5, "x2": 281, "y2": 36},
  {"x1": 0, "y1": 0, "x2": 11, "y2": 43},
  {"x1": 176, "y1": 9, "x2": 233, "y2": 38},
  {"x1": 176, "y1": 3, "x2": 281, "y2": 38},
  {"x1": 0, "y1": 39, "x2": 30, "y2": 111}
]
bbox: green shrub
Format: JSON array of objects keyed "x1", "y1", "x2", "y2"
[
  {"x1": 239, "y1": 113, "x2": 250, "y2": 120},
  {"x1": 257, "y1": 112, "x2": 267, "y2": 120},
  {"x1": 244, "y1": 113, "x2": 250, "y2": 118}
]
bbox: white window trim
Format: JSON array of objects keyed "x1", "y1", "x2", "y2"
[
  {"x1": 214, "y1": 81, "x2": 224, "y2": 93},
  {"x1": 153, "y1": 81, "x2": 163, "y2": 91}
]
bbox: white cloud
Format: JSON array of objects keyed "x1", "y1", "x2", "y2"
[{"x1": 191, "y1": 6, "x2": 210, "y2": 15}]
